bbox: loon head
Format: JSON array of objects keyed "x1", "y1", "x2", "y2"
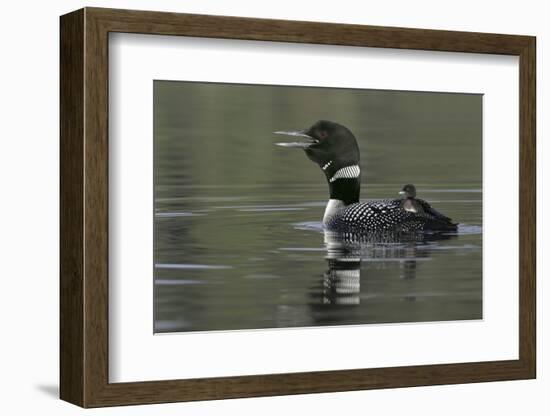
[
  {"x1": 275, "y1": 120, "x2": 361, "y2": 206},
  {"x1": 274, "y1": 120, "x2": 360, "y2": 172},
  {"x1": 399, "y1": 184, "x2": 417, "y2": 199}
]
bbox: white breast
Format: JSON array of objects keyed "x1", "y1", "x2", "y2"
[
  {"x1": 403, "y1": 200, "x2": 418, "y2": 213},
  {"x1": 323, "y1": 199, "x2": 346, "y2": 225}
]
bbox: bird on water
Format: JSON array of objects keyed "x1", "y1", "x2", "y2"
[
  {"x1": 399, "y1": 183, "x2": 455, "y2": 223},
  {"x1": 275, "y1": 120, "x2": 458, "y2": 233}
]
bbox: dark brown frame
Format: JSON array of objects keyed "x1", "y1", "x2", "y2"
[{"x1": 60, "y1": 7, "x2": 536, "y2": 408}]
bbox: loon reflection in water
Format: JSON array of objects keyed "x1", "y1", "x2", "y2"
[
  {"x1": 275, "y1": 120, "x2": 458, "y2": 233},
  {"x1": 308, "y1": 229, "x2": 457, "y2": 312}
]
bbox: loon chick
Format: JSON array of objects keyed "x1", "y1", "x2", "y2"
[
  {"x1": 399, "y1": 184, "x2": 455, "y2": 225},
  {"x1": 399, "y1": 184, "x2": 422, "y2": 213},
  {"x1": 275, "y1": 120, "x2": 458, "y2": 233}
]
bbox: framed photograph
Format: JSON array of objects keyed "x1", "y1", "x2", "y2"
[{"x1": 60, "y1": 7, "x2": 536, "y2": 408}]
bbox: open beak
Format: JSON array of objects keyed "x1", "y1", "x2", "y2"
[{"x1": 273, "y1": 130, "x2": 318, "y2": 148}]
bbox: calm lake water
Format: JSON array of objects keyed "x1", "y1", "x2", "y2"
[{"x1": 153, "y1": 81, "x2": 482, "y2": 333}]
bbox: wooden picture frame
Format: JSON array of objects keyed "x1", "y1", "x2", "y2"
[{"x1": 60, "y1": 7, "x2": 536, "y2": 408}]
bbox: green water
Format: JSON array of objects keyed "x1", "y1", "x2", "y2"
[{"x1": 153, "y1": 81, "x2": 482, "y2": 333}]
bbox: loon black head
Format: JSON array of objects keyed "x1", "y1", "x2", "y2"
[
  {"x1": 274, "y1": 120, "x2": 361, "y2": 205},
  {"x1": 275, "y1": 120, "x2": 359, "y2": 168},
  {"x1": 399, "y1": 184, "x2": 417, "y2": 199}
]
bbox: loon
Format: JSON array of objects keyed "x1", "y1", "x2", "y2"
[
  {"x1": 275, "y1": 120, "x2": 458, "y2": 233},
  {"x1": 399, "y1": 183, "x2": 456, "y2": 223}
]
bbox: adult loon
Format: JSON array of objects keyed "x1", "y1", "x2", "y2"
[{"x1": 275, "y1": 120, "x2": 457, "y2": 233}]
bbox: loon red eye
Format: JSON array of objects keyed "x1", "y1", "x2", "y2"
[{"x1": 318, "y1": 130, "x2": 328, "y2": 140}]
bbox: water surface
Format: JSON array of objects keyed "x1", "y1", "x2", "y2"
[{"x1": 154, "y1": 81, "x2": 482, "y2": 333}]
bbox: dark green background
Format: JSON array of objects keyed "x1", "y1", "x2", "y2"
[{"x1": 153, "y1": 81, "x2": 482, "y2": 333}]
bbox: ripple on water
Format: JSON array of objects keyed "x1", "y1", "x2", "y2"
[
  {"x1": 293, "y1": 221, "x2": 324, "y2": 232},
  {"x1": 279, "y1": 247, "x2": 327, "y2": 252},
  {"x1": 422, "y1": 188, "x2": 482, "y2": 193},
  {"x1": 416, "y1": 244, "x2": 480, "y2": 251},
  {"x1": 155, "y1": 279, "x2": 205, "y2": 285},
  {"x1": 155, "y1": 263, "x2": 232, "y2": 270},
  {"x1": 243, "y1": 274, "x2": 281, "y2": 279},
  {"x1": 155, "y1": 212, "x2": 205, "y2": 218},
  {"x1": 456, "y1": 224, "x2": 483, "y2": 235},
  {"x1": 293, "y1": 221, "x2": 482, "y2": 236},
  {"x1": 239, "y1": 207, "x2": 305, "y2": 212}
]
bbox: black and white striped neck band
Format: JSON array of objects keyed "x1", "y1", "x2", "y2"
[{"x1": 329, "y1": 165, "x2": 361, "y2": 182}]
